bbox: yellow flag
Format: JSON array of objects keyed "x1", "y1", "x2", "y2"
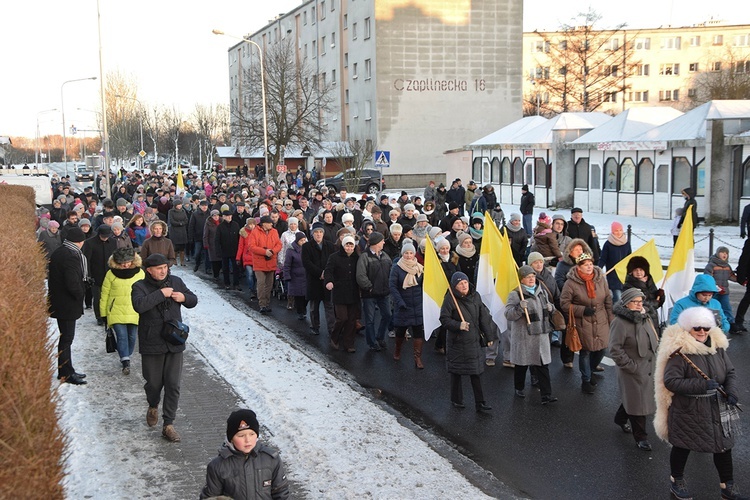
[
  {"x1": 422, "y1": 237, "x2": 449, "y2": 340},
  {"x1": 612, "y1": 238, "x2": 664, "y2": 284},
  {"x1": 494, "y1": 227, "x2": 521, "y2": 303},
  {"x1": 176, "y1": 165, "x2": 185, "y2": 195}
]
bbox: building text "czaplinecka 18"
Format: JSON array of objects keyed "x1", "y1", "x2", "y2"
[{"x1": 393, "y1": 78, "x2": 487, "y2": 92}]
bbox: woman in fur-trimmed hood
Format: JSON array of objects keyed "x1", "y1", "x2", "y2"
[{"x1": 655, "y1": 306, "x2": 742, "y2": 499}]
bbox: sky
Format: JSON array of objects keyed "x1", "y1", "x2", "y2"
[{"x1": 3, "y1": 0, "x2": 749, "y2": 138}]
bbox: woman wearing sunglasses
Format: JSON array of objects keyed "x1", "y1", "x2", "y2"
[{"x1": 655, "y1": 306, "x2": 742, "y2": 500}]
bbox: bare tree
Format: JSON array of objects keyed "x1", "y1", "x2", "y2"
[
  {"x1": 529, "y1": 8, "x2": 638, "y2": 113},
  {"x1": 192, "y1": 103, "x2": 229, "y2": 169},
  {"x1": 689, "y1": 47, "x2": 750, "y2": 106},
  {"x1": 235, "y1": 37, "x2": 335, "y2": 167},
  {"x1": 104, "y1": 70, "x2": 141, "y2": 165},
  {"x1": 143, "y1": 105, "x2": 165, "y2": 164},
  {"x1": 329, "y1": 137, "x2": 377, "y2": 193},
  {"x1": 162, "y1": 106, "x2": 185, "y2": 168}
]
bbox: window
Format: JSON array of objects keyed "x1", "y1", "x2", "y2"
[
  {"x1": 558, "y1": 40, "x2": 568, "y2": 51},
  {"x1": 491, "y1": 158, "x2": 501, "y2": 183},
  {"x1": 472, "y1": 158, "x2": 482, "y2": 183},
  {"x1": 344, "y1": 14, "x2": 347, "y2": 28},
  {"x1": 661, "y1": 36, "x2": 681, "y2": 49},
  {"x1": 602, "y1": 91, "x2": 617, "y2": 103},
  {"x1": 734, "y1": 61, "x2": 750, "y2": 74},
  {"x1": 742, "y1": 157, "x2": 750, "y2": 197},
  {"x1": 636, "y1": 64, "x2": 650, "y2": 76},
  {"x1": 344, "y1": 52, "x2": 348, "y2": 67},
  {"x1": 352, "y1": 62, "x2": 358, "y2": 78},
  {"x1": 688, "y1": 88, "x2": 697, "y2": 98},
  {"x1": 696, "y1": 158, "x2": 706, "y2": 196},
  {"x1": 620, "y1": 158, "x2": 636, "y2": 192},
  {"x1": 364, "y1": 17, "x2": 371, "y2": 39},
  {"x1": 512, "y1": 158, "x2": 523, "y2": 184},
  {"x1": 320, "y1": 1, "x2": 326, "y2": 19},
  {"x1": 591, "y1": 164, "x2": 601, "y2": 190},
  {"x1": 659, "y1": 63, "x2": 680, "y2": 76},
  {"x1": 604, "y1": 65, "x2": 618, "y2": 77},
  {"x1": 352, "y1": 22, "x2": 357, "y2": 39},
  {"x1": 659, "y1": 89, "x2": 680, "y2": 101},
  {"x1": 331, "y1": 0, "x2": 335, "y2": 12},
  {"x1": 656, "y1": 164, "x2": 669, "y2": 193},
  {"x1": 628, "y1": 90, "x2": 649, "y2": 102},
  {"x1": 532, "y1": 40, "x2": 550, "y2": 53},
  {"x1": 345, "y1": 89, "x2": 349, "y2": 104},
  {"x1": 713, "y1": 34, "x2": 723, "y2": 46},
  {"x1": 312, "y1": 6, "x2": 316, "y2": 24},
  {"x1": 501, "y1": 157, "x2": 511, "y2": 183},
  {"x1": 672, "y1": 157, "x2": 692, "y2": 194},
  {"x1": 320, "y1": 72, "x2": 326, "y2": 87},
  {"x1": 331, "y1": 32, "x2": 336, "y2": 48},
  {"x1": 690, "y1": 36, "x2": 701, "y2": 47},
  {"x1": 321, "y1": 36, "x2": 326, "y2": 54},
  {"x1": 530, "y1": 66, "x2": 550, "y2": 79},
  {"x1": 689, "y1": 62, "x2": 699, "y2": 72},
  {"x1": 365, "y1": 58, "x2": 371, "y2": 79},
  {"x1": 331, "y1": 69, "x2": 336, "y2": 85},
  {"x1": 735, "y1": 34, "x2": 750, "y2": 46},
  {"x1": 711, "y1": 61, "x2": 722, "y2": 72},
  {"x1": 559, "y1": 65, "x2": 567, "y2": 75},
  {"x1": 303, "y1": 43, "x2": 308, "y2": 59},
  {"x1": 303, "y1": 11, "x2": 307, "y2": 25},
  {"x1": 604, "y1": 158, "x2": 619, "y2": 190},
  {"x1": 535, "y1": 158, "x2": 548, "y2": 187},
  {"x1": 634, "y1": 37, "x2": 651, "y2": 50},
  {"x1": 575, "y1": 158, "x2": 589, "y2": 189},
  {"x1": 352, "y1": 102, "x2": 358, "y2": 119},
  {"x1": 608, "y1": 38, "x2": 619, "y2": 51},
  {"x1": 364, "y1": 100, "x2": 371, "y2": 120},
  {"x1": 637, "y1": 158, "x2": 654, "y2": 193}
]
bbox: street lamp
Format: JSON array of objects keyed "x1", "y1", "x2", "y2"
[
  {"x1": 36, "y1": 108, "x2": 58, "y2": 166},
  {"x1": 61, "y1": 76, "x2": 97, "y2": 177},
  {"x1": 115, "y1": 94, "x2": 145, "y2": 170},
  {"x1": 212, "y1": 29, "x2": 269, "y2": 179}
]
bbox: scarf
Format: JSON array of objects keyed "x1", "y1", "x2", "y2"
[
  {"x1": 469, "y1": 227, "x2": 483, "y2": 239},
  {"x1": 522, "y1": 284, "x2": 536, "y2": 294},
  {"x1": 397, "y1": 257, "x2": 423, "y2": 289},
  {"x1": 506, "y1": 223, "x2": 523, "y2": 233},
  {"x1": 607, "y1": 233, "x2": 629, "y2": 246},
  {"x1": 577, "y1": 268, "x2": 596, "y2": 298},
  {"x1": 439, "y1": 252, "x2": 450, "y2": 262},
  {"x1": 455, "y1": 244, "x2": 476, "y2": 258},
  {"x1": 413, "y1": 224, "x2": 430, "y2": 239},
  {"x1": 63, "y1": 240, "x2": 89, "y2": 282}
]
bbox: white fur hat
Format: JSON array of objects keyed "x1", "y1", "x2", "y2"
[
  {"x1": 342, "y1": 235, "x2": 356, "y2": 246},
  {"x1": 342, "y1": 213, "x2": 355, "y2": 223},
  {"x1": 677, "y1": 306, "x2": 718, "y2": 332}
]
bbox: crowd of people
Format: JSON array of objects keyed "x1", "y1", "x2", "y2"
[{"x1": 39, "y1": 169, "x2": 746, "y2": 499}]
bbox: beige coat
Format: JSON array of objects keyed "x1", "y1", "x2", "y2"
[
  {"x1": 560, "y1": 266, "x2": 613, "y2": 351},
  {"x1": 608, "y1": 303, "x2": 659, "y2": 416}
]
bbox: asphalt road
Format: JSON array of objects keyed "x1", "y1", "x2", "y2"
[{"x1": 244, "y1": 284, "x2": 749, "y2": 500}]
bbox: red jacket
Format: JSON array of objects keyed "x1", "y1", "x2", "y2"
[
  {"x1": 248, "y1": 225, "x2": 282, "y2": 271},
  {"x1": 236, "y1": 227, "x2": 254, "y2": 267}
]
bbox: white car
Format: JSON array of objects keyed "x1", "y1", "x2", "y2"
[{"x1": 74, "y1": 164, "x2": 93, "y2": 182}]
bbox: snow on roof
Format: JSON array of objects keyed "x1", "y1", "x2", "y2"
[
  {"x1": 633, "y1": 100, "x2": 750, "y2": 143},
  {"x1": 508, "y1": 112, "x2": 612, "y2": 147},
  {"x1": 469, "y1": 116, "x2": 548, "y2": 146},
  {"x1": 236, "y1": 142, "x2": 354, "y2": 159},
  {"x1": 570, "y1": 107, "x2": 684, "y2": 147},
  {"x1": 216, "y1": 146, "x2": 237, "y2": 158}
]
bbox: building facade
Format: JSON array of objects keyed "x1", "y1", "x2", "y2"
[
  {"x1": 523, "y1": 20, "x2": 750, "y2": 115},
  {"x1": 224, "y1": 0, "x2": 523, "y2": 186}
]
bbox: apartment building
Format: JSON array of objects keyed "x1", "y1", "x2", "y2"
[
  {"x1": 224, "y1": 0, "x2": 523, "y2": 186},
  {"x1": 523, "y1": 20, "x2": 750, "y2": 115}
]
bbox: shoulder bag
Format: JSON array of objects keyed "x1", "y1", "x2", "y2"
[
  {"x1": 539, "y1": 281, "x2": 566, "y2": 331},
  {"x1": 105, "y1": 327, "x2": 117, "y2": 353},
  {"x1": 565, "y1": 304, "x2": 583, "y2": 353}
]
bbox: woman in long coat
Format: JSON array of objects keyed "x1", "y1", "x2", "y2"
[
  {"x1": 655, "y1": 306, "x2": 742, "y2": 499},
  {"x1": 283, "y1": 232, "x2": 308, "y2": 321},
  {"x1": 167, "y1": 200, "x2": 190, "y2": 266},
  {"x1": 324, "y1": 235, "x2": 360, "y2": 352},
  {"x1": 389, "y1": 240, "x2": 424, "y2": 367},
  {"x1": 203, "y1": 210, "x2": 222, "y2": 279},
  {"x1": 440, "y1": 272, "x2": 495, "y2": 412},
  {"x1": 560, "y1": 252, "x2": 613, "y2": 394},
  {"x1": 608, "y1": 288, "x2": 659, "y2": 451},
  {"x1": 505, "y1": 265, "x2": 557, "y2": 404}
]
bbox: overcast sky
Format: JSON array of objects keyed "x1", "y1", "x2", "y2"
[{"x1": 2, "y1": 0, "x2": 748, "y2": 138}]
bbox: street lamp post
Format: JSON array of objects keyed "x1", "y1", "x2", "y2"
[
  {"x1": 61, "y1": 76, "x2": 97, "y2": 178},
  {"x1": 212, "y1": 29, "x2": 269, "y2": 179},
  {"x1": 115, "y1": 94, "x2": 145, "y2": 170},
  {"x1": 36, "y1": 108, "x2": 58, "y2": 166}
]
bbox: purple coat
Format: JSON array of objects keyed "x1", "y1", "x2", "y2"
[{"x1": 283, "y1": 242, "x2": 307, "y2": 297}]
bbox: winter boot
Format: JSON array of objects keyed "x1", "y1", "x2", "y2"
[
  {"x1": 178, "y1": 251, "x2": 185, "y2": 266},
  {"x1": 722, "y1": 480, "x2": 749, "y2": 500},
  {"x1": 121, "y1": 359, "x2": 130, "y2": 375},
  {"x1": 670, "y1": 476, "x2": 693, "y2": 499},
  {"x1": 413, "y1": 339, "x2": 424, "y2": 369},
  {"x1": 393, "y1": 337, "x2": 404, "y2": 360},
  {"x1": 162, "y1": 424, "x2": 181, "y2": 442}
]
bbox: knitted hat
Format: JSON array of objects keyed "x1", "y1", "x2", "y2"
[
  {"x1": 210, "y1": 209, "x2": 220, "y2": 216},
  {"x1": 457, "y1": 231, "x2": 472, "y2": 245},
  {"x1": 221, "y1": 204, "x2": 231, "y2": 214},
  {"x1": 295, "y1": 232, "x2": 307, "y2": 243},
  {"x1": 260, "y1": 215, "x2": 273, "y2": 224},
  {"x1": 48, "y1": 220, "x2": 60, "y2": 229},
  {"x1": 111, "y1": 221, "x2": 124, "y2": 231},
  {"x1": 677, "y1": 306, "x2": 718, "y2": 332},
  {"x1": 143, "y1": 253, "x2": 169, "y2": 268},
  {"x1": 436, "y1": 238, "x2": 451, "y2": 250},
  {"x1": 416, "y1": 213, "x2": 428, "y2": 223},
  {"x1": 521, "y1": 184, "x2": 529, "y2": 191},
  {"x1": 401, "y1": 240, "x2": 416, "y2": 255},
  {"x1": 116, "y1": 198, "x2": 128, "y2": 207},
  {"x1": 611, "y1": 221, "x2": 623, "y2": 232},
  {"x1": 112, "y1": 247, "x2": 136, "y2": 264},
  {"x1": 620, "y1": 287, "x2": 645, "y2": 305},
  {"x1": 451, "y1": 272, "x2": 469, "y2": 288},
  {"x1": 287, "y1": 217, "x2": 299, "y2": 226},
  {"x1": 527, "y1": 252, "x2": 544, "y2": 265},
  {"x1": 448, "y1": 202, "x2": 459, "y2": 211},
  {"x1": 509, "y1": 213, "x2": 522, "y2": 222},
  {"x1": 342, "y1": 213, "x2": 354, "y2": 223},
  {"x1": 538, "y1": 212, "x2": 552, "y2": 226},
  {"x1": 78, "y1": 218, "x2": 92, "y2": 227},
  {"x1": 368, "y1": 232, "x2": 385, "y2": 246},
  {"x1": 97, "y1": 224, "x2": 112, "y2": 236},
  {"x1": 342, "y1": 235, "x2": 356, "y2": 246},
  {"x1": 312, "y1": 221, "x2": 325, "y2": 232},
  {"x1": 716, "y1": 246, "x2": 729, "y2": 255},
  {"x1": 518, "y1": 265, "x2": 536, "y2": 279},
  {"x1": 226, "y1": 409, "x2": 260, "y2": 441},
  {"x1": 404, "y1": 203, "x2": 415, "y2": 212},
  {"x1": 389, "y1": 223, "x2": 403, "y2": 234},
  {"x1": 65, "y1": 227, "x2": 87, "y2": 242}
]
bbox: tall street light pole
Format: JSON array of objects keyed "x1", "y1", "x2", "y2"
[
  {"x1": 115, "y1": 94, "x2": 145, "y2": 170},
  {"x1": 212, "y1": 29, "x2": 269, "y2": 179},
  {"x1": 36, "y1": 108, "x2": 58, "y2": 166},
  {"x1": 96, "y1": 0, "x2": 112, "y2": 198},
  {"x1": 61, "y1": 76, "x2": 97, "y2": 178}
]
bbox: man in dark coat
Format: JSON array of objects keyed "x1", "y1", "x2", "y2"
[
  {"x1": 132, "y1": 253, "x2": 198, "y2": 442},
  {"x1": 324, "y1": 235, "x2": 361, "y2": 351},
  {"x1": 446, "y1": 179, "x2": 466, "y2": 216},
  {"x1": 48, "y1": 227, "x2": 89, "y2": 385},
  {"x1": 301, "y1": 222, "x2": 336, "y2": 335},
  {"x1": 82, "y1": 224, "x2": 117, "y2": 325},
  {"x1": 189, "y1": 200, "x2": 211, "y2": 272},
  {"x1": 567, "y1": 207, "x2": 600, "y2": 263},
  {"x1": 356, "y1": 232, "x2": 393, "y2": 351},
  {"x1": 216, "y1": 209, "x2": 241, "y2": 290},
  {"x1": 520, "y1": 184, "x2": 535, "y2": 236},
  {"x1": 678, "y1": 187, "x2": 698, "y2": 231}
]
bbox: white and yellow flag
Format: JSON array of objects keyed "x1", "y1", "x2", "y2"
[
  {"x1": 612, "y1": 238, "x2": 664, "y2": 285},
  {"x1": 659, "y1": 212, "x2": 695, "y2": 323},
  {"x1": 475, "y1": 211, "x2": 498, "y2": 310},
  {"x1": 422, "y1": 237, "x2": 449, "y2": 341},
  {"x1": 176, "y1": 165, "x2": 185, "y2": 196},
  {"x1": 490, "y1": 227, "x2": 522, "y2": 332}
]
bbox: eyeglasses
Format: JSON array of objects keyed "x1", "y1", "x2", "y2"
[
  {"x1": 629, "y1": 300, "x2": 643, "y2": 304},
  {"x1": 692, "y1": 326, "x2": 712, "y2": 332}
]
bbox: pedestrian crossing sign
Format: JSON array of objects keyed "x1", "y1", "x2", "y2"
[{"x1": 374, "y1": 150, "x2": 390, "y2": 168}]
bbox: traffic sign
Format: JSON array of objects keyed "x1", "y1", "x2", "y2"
[
  {"x1": 276, "y1": 164, "x2": 287, "y2": 173},
  {"x1": 139, "y1": 150, "x2": 146, "y2": 158},
  {"x1": 374, "y1": 150, "x2": 390, "y2": 168}
]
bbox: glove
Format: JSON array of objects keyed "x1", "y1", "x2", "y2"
[
  {"x1": 102, "y1": 317, "x2": 107, "y2": 328},
  {"x1": 583, "y1": 307, "x2": 596, "y2": 316},
  {"x1": 546, "y1": 302, "x2": 554, "y2": 312},
  {"x1": 460, "y1": 321, "x2": 470, "y2": 331},
  {"x1": 519, "y1": 300, "x2": 528, "y2": 309},
  {"x1": 727, "y1": 394, "x2": 739, "y2": 406},
  {"x1": 706, "y1": 379, "x2": 721, "y2": 391}
]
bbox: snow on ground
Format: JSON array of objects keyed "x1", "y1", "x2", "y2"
[{"x1": 55, "y1": 271, "x2": 493, "y2": 499}]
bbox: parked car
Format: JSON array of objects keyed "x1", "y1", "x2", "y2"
[
  {"x1": 74, "y1": 164, "x2": 93, "y2": 182},
  {"x1": 315, "y1": 168, "x2": 386, "y2": 194}
]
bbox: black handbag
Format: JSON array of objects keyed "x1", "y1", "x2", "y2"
[
  {"x1": 105, "y1": 328, "x2": 117, "y2": 353},
  {"x1": 162, "y1": 319, "x2": 190, "y2": 345}
]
